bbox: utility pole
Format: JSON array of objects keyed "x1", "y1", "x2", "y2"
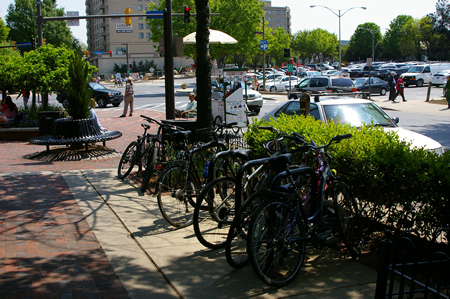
[{"x1": 262, "y1": 16, "x2": 266, "y2": 91}]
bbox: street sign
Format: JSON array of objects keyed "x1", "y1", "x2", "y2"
[
  {"x1": 116, "y1": 23, "x2": 132, "y2": 33},
  {"x1": 260, "y1": 40, "x2": 268, "y2": 51},
  {"x1": 288, "y1": 64, "x2": 293, "y2": 73},
  {"x1": 66, "y1": 11, "x2": 79, "y2": 26},
  {"x1": 94, "y1": 51, "x2": 104, "y2": 55},
  {"x1": 146, "y1": 11, "x2": 163, "y2": 19}
]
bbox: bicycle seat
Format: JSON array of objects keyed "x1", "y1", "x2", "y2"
[
  {"x1": 228, "y1": 149, "x2": 252, "y2": 160},
  {"x1": 141, "y1": 123, "x2": 151, "y2": 130},
  {"x1": 267, "y1": 154, "x2": 292, "y2": 172},
  {"x1": 172, "y1": 130, "x2": 191, "y2": 141}
]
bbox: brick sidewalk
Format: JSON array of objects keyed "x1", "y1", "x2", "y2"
[
  {"x1": 0, "y1": 173, "x2": 129, "y2": 298},
  {"x1": 0, "y1": 109, "x2": 166, "y2": 298}
]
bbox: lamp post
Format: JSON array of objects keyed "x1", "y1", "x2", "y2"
[{"x1": 310, "y1": 5, "x2": 366, "y2": 71}]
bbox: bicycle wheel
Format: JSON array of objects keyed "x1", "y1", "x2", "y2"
[
  {"x1": 157, "y1": 165, "x2": 199, "y2": 228},
  {"x1": 118, "y1": 141, "x2": 138, "y2": 179},
  {"x1": 141, "y1": 141, "x2": 159, "y2": 192},
  {"x1": 332, "y1": 181, "x2": 364, "y2": 259},
  {"x1": 192, "y1": 177, "x2": 236, "y2": 249},
  {"x1": 225, "y1": 191, "x2": 265, "y2": 268},
  {"x1": 247, "y1": 198, "x2": 307, "y2": 287}
]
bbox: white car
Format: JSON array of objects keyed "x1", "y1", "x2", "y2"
[
  {"x1": 261, "y1": 96, "x2": 444, "y2": 154},
  {"x1": 264, "y1": 76, "x2": 300, "y2": 92},
  {"x1": 431, "y1": 70, "x2": 450, "y2": 87}
]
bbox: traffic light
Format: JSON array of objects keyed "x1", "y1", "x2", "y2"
[
  {"x1": 183, "y1": 6, "x2": 190, "y2": 24},
  {"x1": 12, "y1": 41, "x2": 16, "y2": 51},
  {"x1": 284, "y1": 48, "x2": 290, "y2": 58},
  {"x1": 31, "y1": 38, "x2": 36, "y2": 48},
  {"x1": 109, "y1": 50, "x2": 112, "y2": 57},
  {"x1": 125, "y1": 7, "x2": 131, "y2": 25},
  {"x1": 85, "y1": 51, "x2": 89, "y2": 58}
]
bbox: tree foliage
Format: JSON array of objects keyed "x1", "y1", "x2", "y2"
[
  {"x1": 0, "y1": 17, "x2": 10, "y2": 43},
  {"x1": 346, "y1": 23, "x2": 382, "y2": 62},
  {"x1": 6, "y1": 0, "x2": 75, "y2": 52},
  {"x1": 291, "y1": 29, "x2": 338, "y2": 64}
]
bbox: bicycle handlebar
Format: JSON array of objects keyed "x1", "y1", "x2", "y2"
[{"x1": 140, "y1": 115, "x2": 184, "y2": 131}]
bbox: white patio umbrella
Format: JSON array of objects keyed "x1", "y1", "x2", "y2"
[{"x1": 183, "y1": 29, "x2": 238, "y2": 44}]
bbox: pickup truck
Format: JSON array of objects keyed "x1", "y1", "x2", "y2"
[{"x1": 348, "y1": 66, "x2": 381, "y2": 79}]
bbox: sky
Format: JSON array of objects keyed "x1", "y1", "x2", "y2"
[{"x1": 1, "y1": 0, "x2": 440, "y2": 46}]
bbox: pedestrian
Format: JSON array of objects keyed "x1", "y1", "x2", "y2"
[
  {"x1": 443, "y1": 75, "x2": 450, "y2": 108},
  {"x1": 120, "y1": 77, "x2": 134, "y2": 117},
  {"x1": 16, "y1": 89, "x2": 30, "y2": 108},
  {"x1": 251, "y1": 75, "x2": 259, "y2": 90},
  {"x1": 388, "y1": 71, "x2": 397, "y2": 102},
  {"x1": 393, "y1": 76, "x2": 407, "y2": 102}
]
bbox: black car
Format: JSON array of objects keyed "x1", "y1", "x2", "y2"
[
  {"x1": 56, "y1": 82, "x2": 124, "y2": 108},
  {"x1": 353, "y1": 77, "x2": 389, "y2": 96},
  {"x1": 288, "y1": 76, "x2": 356, "y2": 99}
]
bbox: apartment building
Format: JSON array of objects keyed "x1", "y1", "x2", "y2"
[
  {"x1": 261, "y1": 1, "x2": 291, "y2": 34},
  {"x1": 85, "y1": 0, "x2": 191, "y2": 75}
]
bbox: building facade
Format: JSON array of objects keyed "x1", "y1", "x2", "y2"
[
  {"x1": 85, "y1": 0, "x2": 192, "y2": 76},
  {"x1": 261, "y1": 1, "x2": 291, "y2": 34}
]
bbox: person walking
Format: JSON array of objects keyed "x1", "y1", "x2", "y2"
[
  {"x1": 393, "y1": 76, "x2": 406, "y2": 102},
  {"x1": 443, "y1": 75, "x2": 450, "y2": 108},
  {"x1": 388, "y1": 71, "x2": 397, "y2": 102},
  {"x1": 16, "y1": 89, "x2": 30, "y2": 108},
  {"x1": 120, "y1": 77, "x2": 134, "y2": 117}
]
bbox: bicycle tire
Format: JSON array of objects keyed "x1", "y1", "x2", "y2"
[
  {"x1": 247, "y1": 197, "x2": 307, "y2": 287},
  {"x1": 332, "y1": 181, "x2": 364, "y2": 259},
  {"x1": 141, "y1": 141, "x2": 159, "y2": 192},
  {"x1": 225, "y1": 190, "x2": 265, "y2": 268},
  {"x1": 157, "y1": 165, "x2": 199, "y2": 228},
  {"x1": 118, "y1": 141, "x2": 138, "y2": 179},
  {"x1": 192, "y1": 177, "x2": 236, "y2": 249}
]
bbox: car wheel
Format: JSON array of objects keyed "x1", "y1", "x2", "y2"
[
  {"x1": 404, "y1": 84, "x2": 409, "y2": 88},
  {"x1": 416, "y1": 79, "x2": 424, "y2": 87},
  {"x1": 113, "y1": 103, "x2": 120, "y2": 107},
  {"x1": 269, "y1": 86, "x2": 276, "y2": 92},
  {"x1": 214, "y1": 115, "x2": 223, "y2": 125},
  {"x1": 380, "y1": 88, "x2": 387, "y2": 96},
  {"x1": 252, "y1": 108, "x2": 261, "y2": 115},
  {"x1": 97, "y1": 97, "x2": 107, "y2": 108}
]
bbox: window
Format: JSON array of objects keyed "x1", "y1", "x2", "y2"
[
  {"x1": 277, "y1": 18, "x2": 280, "y2": 22},
  {"x1": 283, "y1": 17, "x2": 285, "y2": 22},
  {"x1": 138, "y1": 16, "x2": 143, "y2": 20},
  {"x1": 267, "y1": 11, "x2": 271, "y2": 15},
  {"x1": 277, "y1": 24, "x2": 280, "y2": 28},
  {"x1": 268, "y1": 17, "x2": 271, "y2": 22},
  {"x1": 277, "y1": 10, "x2": 280, "y2": 15},
  {"x1": 138, "y1": 5, "x2": 143, "y2": 11},
  {"x1": 275, "y1": 102, "x2": 320, "y2": 121},
  {"x1": 146, "y1": 24, "x2": 150, "y2": 29},
  {"x1": 139, "y1": 32, "x2": 144, "y2": 39},
  {"x1": 138, "y1": 0, "x2": 142, "y2": 1},
  {"x1": 146, "y1": 33, "x2": 151, "y2": 39},
  {"x1": 139, "y1": 23, "x2": 144, "y2": 30}
]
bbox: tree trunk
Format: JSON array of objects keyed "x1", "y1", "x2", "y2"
[{"x1": 195, "y1": 0, "x2": 212, "y2": 130}]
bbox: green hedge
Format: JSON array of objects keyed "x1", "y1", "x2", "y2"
[{"x1": 246, "y1": 115, "x2": 450, "y2": 238}]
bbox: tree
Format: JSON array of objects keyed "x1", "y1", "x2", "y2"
[
  {"x1": 0, "y1": 55, "x2": 22, "y2": 100},
  {"x1": 382, "y1": 15, "x2": 417, "y2": 61},
  {"x1": 0, "y1": 17, "x2": 10, "y2": 43},
  {"x1": 6, "y1": 0, "x2": 74, "y2": 51},
  {"x1": 428, "y1": 0, "x2": 450, "y2": 60},
  {"x1": 347, "y1": 23, "x2": 382, "y2": 62},
  {"x1": 291, "y1": 29, "x2": 338, "y2": 64}
]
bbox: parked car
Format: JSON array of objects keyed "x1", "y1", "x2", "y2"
[
  {"x1": 297, "y1": 70, "x2": 321, "y2": 78},
  {"x1": 288, "y1": 76, "x2": 356, "y2": 98},
  {"x1": 431, "y1": 70, "x2": 450, "y2": 87},
  {"x1": 261, "y1": 96, "x2": 444, "y2": 154},
  {"x1": 256, "y1": 74, "x2": 284, "y2": 90},
  {"x1": 322, "y1": 70, "x2": 342, "y2": 77},
  {"x1": 193, "y1": 81, "x2": 222, "y2": 100},
  {"x1": 56, "y1": 82, "x2": 123, "y2": 108},
  {"x1": 353, "y1": 77, "x2": 389, "y2": 96},
  {"x1": 264, "y1": 76, "x2": 300, "y2": 92}
]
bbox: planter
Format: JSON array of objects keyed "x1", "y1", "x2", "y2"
[{"x1": 0, "y1": 127, "x2": 39, "y2": 141}]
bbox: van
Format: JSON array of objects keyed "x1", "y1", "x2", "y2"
[{"x1": 401, "y1": 63, "x2": 450, "y2": 87}]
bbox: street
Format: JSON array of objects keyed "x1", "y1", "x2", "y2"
[{"x1": 43, "y1": 77, "x2": 450, "y2": 150}]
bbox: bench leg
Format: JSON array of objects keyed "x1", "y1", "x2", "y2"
[
  {"x1": 103, "y1": 141, "x2": 106, "y2": 147},
  {"x1": 85, "y1": 143, "x2": 89, "y2": 151},
  {"x1": 46, "y1": 145, "x2": 50, "y2": 152}
]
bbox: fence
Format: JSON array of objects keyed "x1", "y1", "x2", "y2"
[{"x1": 375, "y1": 229, "x2": 450, "y2": 298}]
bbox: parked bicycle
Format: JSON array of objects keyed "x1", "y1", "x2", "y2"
[{"x1": 246, "y1": 134, "x2": 363, "y2": 287}]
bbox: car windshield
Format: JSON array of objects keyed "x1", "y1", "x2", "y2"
[
  {"x1": 408, "y1": 66, "x2": 424, "y2": 73},
  {"x1": 323, "y1": 103, "x2": 396, "y2": 127},
  {"x1": 89, "y1": 83, "x2": 106, "y2": 90}
]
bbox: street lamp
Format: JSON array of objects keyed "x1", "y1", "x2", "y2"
[{"x1": 310, "y1": 5, "x2": 366, "y2": 71}]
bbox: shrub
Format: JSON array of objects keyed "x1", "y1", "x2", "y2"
[{"x1": 246, "y1": 114, "x2": 450, "y2": 238}]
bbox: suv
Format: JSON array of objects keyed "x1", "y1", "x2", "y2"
[
  {"x1": 287, "y1": 76, "x2": 356, "y2": 99},
  {"x1": 56, "y1": 82, "x2": 123, "y2": 108}
]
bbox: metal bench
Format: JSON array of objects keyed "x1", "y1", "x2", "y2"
[{"x1": 29, "y1": 118, "x2": 122, "y2": 152}]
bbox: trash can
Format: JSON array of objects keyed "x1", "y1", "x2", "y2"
[{"x1": 38, "y1": 111, "x2": 64, "y2": 136}]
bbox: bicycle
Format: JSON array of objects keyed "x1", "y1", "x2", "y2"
[
  {"x1": 117, "y1": 117, "x2": 155, "y2": 179},
  {"x1": 246, "y1": 134, "x2": 363, "y2": 287},
  {"x1": 139, "y1": 116, "x2": 184, "y2": 193},
  {"x1": 155, "y1": 123, "x2": 238, "y2": 228},
  {"x1": 192, "y1": 127, "x2": 307, "y2": 250}
]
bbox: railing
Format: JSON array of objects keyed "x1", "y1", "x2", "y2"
[{"x1": 375, "y1": 229, "x2": 450, "y2": 298}]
